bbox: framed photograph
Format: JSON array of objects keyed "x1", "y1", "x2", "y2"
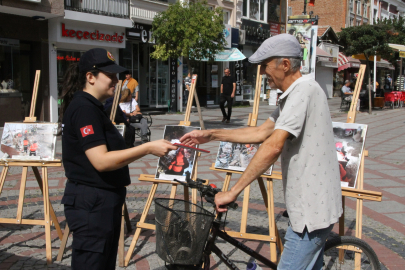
[
  {"x1": 155, "y1": 125, "x2": 201, "y2": 182},
  {"x1": 214, "y1": 142, "x2": 273, "y2": 175},
  {"x1": 115, "y1": 125, "x2": 125, "y2": 138},
  {"x1": 1, "y1": 122, "x2": 58, "y2": 161},
  {"x1": 333, "y1": 122, "x2": 368, "y2": 188}
]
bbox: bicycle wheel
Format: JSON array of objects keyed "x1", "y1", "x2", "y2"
[{"x1": 323, "y1": 236, "x2": 381, "y2": 270}]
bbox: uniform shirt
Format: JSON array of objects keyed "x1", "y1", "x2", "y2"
[
  {"x1": 119, "y1": 99, "x2": 138, "y2": 114},
  {"x1": 221, "y1": 76, "x2": 236, "y2": 96},
  {"x1": 62, "y1": 91, "x2": 130, "y2": 189},
  {"x1": 270, "y1": 76, "x2": 342, "y2": 233}
]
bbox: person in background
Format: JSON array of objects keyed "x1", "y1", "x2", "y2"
[
  {"x1": 122, "y1": 71, "x2": 139, "y2": 101},
  {"x1": 220, "y1": 68, "x2": 236, "y2": 123},
  {"x1": 184, "y1": 72, "x2": 192, "y2": 106},
  {"x1": 385, "y1": 74, "x2": 392, "y2": 91},
  {"x1": 119, "y1": 88, "x2": 149, "y2": 143},
  {"x1": 59, "y1": 48, "x2": 176, "y2": 270},
  {"x1": 341, "y1": 80, "x2": 353, "y2": 101}
]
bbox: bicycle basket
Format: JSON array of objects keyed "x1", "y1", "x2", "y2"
[{"x1": 155, "y1": 198, "x2": 215, "y2": 265}]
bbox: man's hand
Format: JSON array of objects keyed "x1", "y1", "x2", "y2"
[
  {"x1": 231, "y1": 93, "x2": 235, "y2": 98},
  {"x1": 214, "y1": 190, "x2": 238, "y2": 213},
  {"x1": 180, "y1": 130, "x2": 212, "y2": 146}
]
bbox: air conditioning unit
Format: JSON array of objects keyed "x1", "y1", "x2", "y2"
[
  {"x1": 21, "y1": 0, "x2": 42, "y2": 3},
  {"x1": 239, "y1": 30, "x2": 246, "y2": 45}
]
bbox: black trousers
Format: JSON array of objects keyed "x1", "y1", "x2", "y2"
[
  {"x1": 62, "y1": 181, "x2": 126, "y2": 270},
  {"x1": 219, "y1": 94, "x2": 233, "y2": 120}
]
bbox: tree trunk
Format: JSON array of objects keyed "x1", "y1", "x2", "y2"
[{"x1": 186, "y1": 58, "x2": 205, "y2": 130}]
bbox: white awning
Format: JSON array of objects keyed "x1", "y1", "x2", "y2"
[
  {"x1": 199, "y1": 48, "x2": 246, "y2": 62},
  {"x1": 389, "y1": 43, "x2": 405, "y2": 52}
]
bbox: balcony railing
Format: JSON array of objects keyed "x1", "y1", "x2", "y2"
[
  {"x1": 131, "y1": 6, "x2": 158, "y2": 22},
  {"x1": 65, "y1": 0, "x2": 130, "y2": 19}
]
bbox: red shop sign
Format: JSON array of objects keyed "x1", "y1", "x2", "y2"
[{"x1": 61, "y1": 23, "x2": 124, "y2": 43}]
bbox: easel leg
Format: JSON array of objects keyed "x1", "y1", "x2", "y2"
[
  {"x1": 123, "y1": 202, "x2": 132, "y2": 232},
  {"x1": 0, "y1": 166, "x2": 9, "y2": 195},
  {"x1": 56, "y1": 223, "x2": 70, "y2": 262},
  {"x1": 222, "y1": 172, "x2": 232, "y2": 192},
  {"x1": 32, "y1": 166, "x2": 63, "y2": 240},
  {"x1": 124, "y1": 183, "x2": 158, "y2": 266},
  {"x1": 339, "y1": 196, "x2": 345, "y2": 263},
  {"x1": 16, "y1": 167, "x2": 28, "y2": 223},
  {"x1": 42, "y1": 167, "x2": 52, "y2": 264},
  {"x1": 266, "y1": 179, "x2": 277, "y2": 263},
  {"x1": 118, "y1": 204, "x2": 126, "y2": 267},
  {"x1": 240, "y1": 185, "x2": 250, "y2": 234},
  {"x1": 354, "y1": 153, "x2": 365, "y2": 269}
]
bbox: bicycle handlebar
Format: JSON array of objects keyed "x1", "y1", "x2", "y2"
[{"x1": 173, "y1": 172, "x2": 238, "y2": 210}]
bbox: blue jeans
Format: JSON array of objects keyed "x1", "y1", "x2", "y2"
[{"x1": 278, "y1": 224, "x2": 334, "y2": 270}]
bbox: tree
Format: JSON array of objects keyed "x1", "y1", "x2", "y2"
[
  {"x1": 338, "y1": 23, "x2": 393, "y2": 113},
  {"x1": 151, "y1": 0, "x2": 226, "y2": 128}
]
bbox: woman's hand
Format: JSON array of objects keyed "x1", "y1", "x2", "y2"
[{"x1": 146, "y1": 139, "x2": 177, "y2": 157}]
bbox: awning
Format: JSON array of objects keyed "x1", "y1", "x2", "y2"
[
  {"x1": 377, "y1": 59, "x2": 395, "y2": 70},
  {"x1": 388, "y1": 43, "x2": 405, "y2": 52},
  {"x1": 316, "y1": 47, "x2": 333, "y2": 62},
  {"x1": 200, "y1": 48, "x2": 246, "y2": 62},
  {"x1": 338, "y1": 52, "x2": 361, "y2": 71}
]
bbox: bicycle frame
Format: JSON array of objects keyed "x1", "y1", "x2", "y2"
[{"x1": 203, "y1": 213, "x2": 278, "y2": 270}]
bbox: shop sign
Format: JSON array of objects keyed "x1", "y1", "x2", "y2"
[
  {"x1": 399, "y1": 51, "x2": 405, "y2": 58},
  {"x1": 0, "y1": 38, "x2": 19, "y2": 47},
  {"x1": 224, "y1": 24, "x2": 232, "y2": 49},
  {"x1": 57, "y1": 55, "x2": 80, "y2": 62},
  {"x1": 319, "y1": 43, "x2": 339, "y2": 68},
  {"x1": 127, "y1": 23, "x2": 153, "y2": 43},
  {"x1": 287, "y1": 15, "x2": 319, "y2": 25},
  {"x1": 241, "y1": 19, "x2": 270, "y2": 46},
  {"x1": 169, "y1": 58, "x2": 178, "y2": 112},
  {"x1": 61, "y1": 23, "x2": 124, "y2": 43},
  {"x1": 234, "y1": 61, "x2": 244, "y2": 100},
  {"x1": 231, "y1": 28, "x2": 239, "y2": 48},
  {"x1": 270, "y1": 23, "x2": 281, "y2": 36}
]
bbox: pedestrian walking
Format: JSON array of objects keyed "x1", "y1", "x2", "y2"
[
  {"x1": 59, "y1": 48, "x2": 176, "y2": 270},
  {"x1": 122, "y1": 71, "x2": 139, "y2": 101},
  {"x1": 181, "y1": 34, "x2": 342, "y2": 270},
  {"x1": 220, "y1": 68, "x2": 236, "y2": 123}
]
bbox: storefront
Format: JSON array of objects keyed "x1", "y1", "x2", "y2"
[
  {"x1": 236, "y1": 19, "x2": 270, "y2": 102},
  {"x1": 48, "y1": 17, "x2": 128, "y2": 122},
  {"x1": 335, "y1": 53, "x2": 361, "y2": 97},
  {"x1": 0, "y1": 13, "x2": 50, "y2": 126}
]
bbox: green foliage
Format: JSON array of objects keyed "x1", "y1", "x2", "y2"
[
  {"x1": 151, "y1": 0, "x2": 225, "y2": 62},
  {"x1": 338, "y1": 24, "x2": 393, "y2": 61},
  {"x1": 376, "y1": 16, "x2": 405, "y2": 48}
]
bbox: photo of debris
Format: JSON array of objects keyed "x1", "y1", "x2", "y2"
[
  {"x1": 333, "y1": 122, "x2": 368, "y2": 188},
  {"x1": 214, "y1": 142, "x2": 273, "y2": 175},
  {"x1": 156, "y1": 125, "x2": 201, "y2": 182},
  {"x1": 0, "y1": 122, "x2": 58, "y2": 161}
]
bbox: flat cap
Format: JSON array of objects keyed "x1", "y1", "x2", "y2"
[{"x1": 248, "y1": 34, "x2": 302, "y2": 64}]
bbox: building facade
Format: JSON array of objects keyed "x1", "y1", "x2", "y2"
[
  {"x1": 0, "y1": 0, "x2": 64, "y2": 126},
  {"x1": 372, "y1": 0, "x2": 405, "y2": 21}
]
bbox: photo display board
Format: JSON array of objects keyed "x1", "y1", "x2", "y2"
[
  {"x1": 155, "y1": 125, "x2": 201, "y2": 182},
  {"x1": 214, "y1": 142, "x2": 273, "y2": 175},
  {"x1": 333, "y1": 122, "x2": 368, "y2": 188},
  {"x1": 1, "y1": 122, "x2": 58, "y2": 161}
]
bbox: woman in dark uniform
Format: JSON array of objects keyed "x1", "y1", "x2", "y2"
[{"x1": 59, "y1": 48, "x2": 176, "y2": 270}]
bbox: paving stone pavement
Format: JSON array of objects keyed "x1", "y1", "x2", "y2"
[{"x1": 0, "y1": 98, "x2": 405, "y2": 269}]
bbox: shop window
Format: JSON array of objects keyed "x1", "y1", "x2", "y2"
[
  {"x1": 268, "y1": 0, "x2": 281, "y2": 23},
  {"x1": 0, "y1": 40, "x2": 20, "y2": 94},
  {"x1": 56, "y1": 50, "x2": 84, "y2": 99},
  {"x1": 243, "y1": 0, "x2": 268, "y2": 22}
]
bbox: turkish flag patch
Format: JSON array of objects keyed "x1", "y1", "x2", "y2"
[{"x1": 80, "y1": 125, "x2": 94, "y2": 137}]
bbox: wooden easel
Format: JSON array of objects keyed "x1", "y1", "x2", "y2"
[
  {"x1": 56, "y1": 81, "x2": 134, "y2": 265},
  {"x1": 0, "y1": 70, "x2": 63, "y2": 264},
  {"x1": 123, "y1": 74, "x2": 206, "y2": 266},
  {"x1": 210, "y1": 66, "x2": 283, "y2": 263}
]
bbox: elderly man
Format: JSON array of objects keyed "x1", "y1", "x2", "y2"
[
  {"x1": 341, "y1": 80, "x2": 353, "y2": 101},
  {"x1": 180, "y1": 34, "x2": 342, "y2": 269}
]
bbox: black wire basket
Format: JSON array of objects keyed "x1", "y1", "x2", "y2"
[{"x1": 155, "y1": 198, "x2": 215, "y2": 265}]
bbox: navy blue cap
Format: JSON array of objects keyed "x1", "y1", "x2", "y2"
[{"x1": 79, "y1": 48, "x2": 127, "y2": 73}]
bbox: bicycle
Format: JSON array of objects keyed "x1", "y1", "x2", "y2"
[{"x1": 154, "y1": 174, "x2": 381, "y2": 270}]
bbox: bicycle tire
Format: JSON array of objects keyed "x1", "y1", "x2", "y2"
[{"x1": 324, "y1": 236, "x2": 381, "y2": 270}]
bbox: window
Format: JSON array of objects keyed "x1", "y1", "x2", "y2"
[
  {"x1": 357, "y1": 20, "x2": 361, "y2": 26},
  {"x1": 243, "y1": 0, "x2": 267, "y2": 21},
  {"x1": 356, "y1": 1, "x2": 361, "y2": 15},
  {"x1": 350, "y1": 0, "x2": 354, "y2": 13},
  {"x1": 363, "y1": 3, "x2": 367, "y2": 17},
  {"x1": 350, "y1": 18, "x2": 354, "y2": 26},
  {"x1": 223, "y1": 10, "x2": 230, "y2": 24}
]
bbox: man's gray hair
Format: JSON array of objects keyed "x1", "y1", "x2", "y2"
[{"x1": 276, "y1": 58, "x2": 301, "y2": 72}]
